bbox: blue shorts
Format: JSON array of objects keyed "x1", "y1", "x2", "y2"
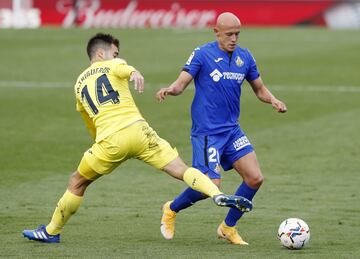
[{"x1": 191, "y1": 125, "x2": 254, "y2": 179}]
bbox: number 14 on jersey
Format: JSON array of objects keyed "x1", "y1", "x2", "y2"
[{"x1": 81, "y1": 74, "x2": 120, "y2": 115}]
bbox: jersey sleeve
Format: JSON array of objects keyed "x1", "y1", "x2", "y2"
[
  {"x1": 75, "y1": 82, "x2": 85, "y2": 112},
  {"x1": 76, "y1": 98, "x2": 85, "y2": 112},
  {"x1": 182, "y1": 48, "x2": 202, "y2": 78},
  {"x1": 245, "y1": 49, "x2": 260, "y2": 82},
  {"x1": 112, "y1": 58, "x2": 136, "y2": 79}
]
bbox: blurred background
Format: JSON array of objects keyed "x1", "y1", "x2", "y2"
[{"x1": 1, "y1": 0, "x2": 360, "y2": 29}]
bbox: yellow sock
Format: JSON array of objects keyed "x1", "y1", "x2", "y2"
[
  {"x1": 46, "y1": 190, "x2": 83, "y2": 235},
  {"x1": 183, "y1": 168, "x2": 222, "y2": 198}
]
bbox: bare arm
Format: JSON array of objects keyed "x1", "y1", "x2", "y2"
[
  {"x1": 80, "y1": 110, "x2": 96, "y2": 140},
  {"x1": 249, "y1": 77, "x2": 287, "y2": 113},
  {"x1": 155, "y1": 71, "x2": 193, "y2": 102}
]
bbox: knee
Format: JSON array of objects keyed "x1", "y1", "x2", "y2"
[
  {"x1": 68, "y1": 172, "x2": 79, "y2": 190},
  {"x1": 68, "y1": 171, "x2": 90, "y2": 196},
  {"x1": 68, "y1": 171, "x2": 79, "y2": 185},
  {"x1": 212, "y1": 178, "x2": 221, "y2": 188},
  {"x1": 246, "y1": 174, "x2": 264, "y2": 189}
]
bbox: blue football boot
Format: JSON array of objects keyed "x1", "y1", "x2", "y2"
[
  {"x1": 23, "y1": 225, "x2": 60, "y2": 243},
  {"x1": 213, "y1": 194, "x2": 253, "y2": 212}
]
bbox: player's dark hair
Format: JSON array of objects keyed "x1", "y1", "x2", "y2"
[{"x1": 86, "y1": 33, "x2": 119, "y2": 60}]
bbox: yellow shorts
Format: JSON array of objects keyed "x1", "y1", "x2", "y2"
[{"x1": 78, "y1": 121, "x2": 178, "y2": 180}]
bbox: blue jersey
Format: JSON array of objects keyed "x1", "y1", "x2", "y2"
[{"x1": 183, "y1": 41, "x2": 260, "y2": 136}]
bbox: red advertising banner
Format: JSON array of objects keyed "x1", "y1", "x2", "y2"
[
  {"x1": 2, "y1": 0, "x2": 360, "y2": 29},
  {"x1": 33, "y1": 0, "x2": 337, "y2": 28}
]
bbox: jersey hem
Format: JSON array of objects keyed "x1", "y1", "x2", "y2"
[{"x1": 95, "y1": 118, "x2": 145, "y2": 142}]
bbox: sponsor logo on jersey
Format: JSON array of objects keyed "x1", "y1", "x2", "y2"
[
  {"x1": 214, "y1": 57, "x2": 223, "y2": 63},
  {"x1": 210, "y1": 69, "x2": 245, "y2": 83},
  {"x1": 210, "y1": 69, "x2": 223, "y2": 82},
  {"x1": 235, "y1": 56, "x2": 244, "y2": 67},
  {"x1": 233, "y1": 136, "x2": 251, "y2": 151},
  {"x1": 222, "y1": 72, "x2": 245, "y2": 81}
]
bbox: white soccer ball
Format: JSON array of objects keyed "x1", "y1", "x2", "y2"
[{"x1": 277, "y1": 218, "x2": 310, "y2": 249}]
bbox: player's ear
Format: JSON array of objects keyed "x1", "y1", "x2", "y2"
[
  {"x1": 214, "y1": 27, "x2": 220, "y2": 36},
  {"x1": 96, "y1": 48, "x2": 105, "y2": 60}
]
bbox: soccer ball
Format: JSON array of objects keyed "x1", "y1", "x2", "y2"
[{"x1": 277, "y1": 218, "x2": 310, "y2": 249}]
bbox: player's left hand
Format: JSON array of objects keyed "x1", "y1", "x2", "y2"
[
  {"x1": 130, "y1": 71, "x2": 144, "y2": 93},
  {"x1": 271, "y1": 98, "x2": 287, "y2": 113},
  {"x1": 155, "y1": 88, "x2": 171, "y2": 102}
]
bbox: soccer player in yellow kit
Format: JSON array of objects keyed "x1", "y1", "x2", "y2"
[{"x1": 22, "y1": 33, "x2": 252, "y2": 243}]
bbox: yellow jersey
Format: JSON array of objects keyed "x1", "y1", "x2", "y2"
[{"x1": 75, "y1": 58, "x2": 144, "y2": 142}]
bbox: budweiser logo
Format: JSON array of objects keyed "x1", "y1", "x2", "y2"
[{"x1": 57, "y1": 0, "x2": 217, "y2": 28}]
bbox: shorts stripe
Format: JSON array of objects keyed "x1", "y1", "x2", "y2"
[{"x1": 204, "y1": 136, "x2": 208, "y2": 167}]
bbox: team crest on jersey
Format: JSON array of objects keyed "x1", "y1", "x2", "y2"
[{"x1": 235, "y1": 56, "x2": 244, "y2": 67}]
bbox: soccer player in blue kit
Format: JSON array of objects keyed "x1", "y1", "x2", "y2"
[{"x1": 156, "y1": 12, "x2": 287, "y2": 245}]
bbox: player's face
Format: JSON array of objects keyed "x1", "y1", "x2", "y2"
[
  {"x1": 216, "y1": 26, "x2": 240, "y2": 53},
  {"x1": 104, "y1": 44, "x2": 119, "y2": 60}
]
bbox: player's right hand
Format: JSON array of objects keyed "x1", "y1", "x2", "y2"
[{"x1": 271, "y1": 98, "x2": 287, "y2": 113}]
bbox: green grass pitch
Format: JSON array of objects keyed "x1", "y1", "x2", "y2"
[{"x1": 0, "y1": 27, "x2": 359, "y2": 258}]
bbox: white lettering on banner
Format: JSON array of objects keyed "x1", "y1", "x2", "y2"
[
  {"x1": 0, "y1": 9, "x2": 40, "y2": 28},
  {"x1": 233, "y1": 136, "x2": 251, "y2": 151},
  {"x1": 58, "y1": 0, "x2": 216, "y2": 28},
  {"x1": 324, "y1": 3, "x2": 360, "y2": 29}
]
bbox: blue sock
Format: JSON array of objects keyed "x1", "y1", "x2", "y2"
[
  {"x1": 224, "y1": 182, "x2": 258, "y2": 227},
  {"x1": 170, "y1": 187, "x2": 207, "y2": 212}
]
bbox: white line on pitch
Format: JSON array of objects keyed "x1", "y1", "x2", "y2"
[
  {"x1": 270, "y1": 85, "x2": 360, "y2": 93},
  {"x1": 0, "y1": 81, "x2": 72, "y2": 88},
  {"x1": 0, "y1": 81, "x2": 359, "y2": 93}
]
